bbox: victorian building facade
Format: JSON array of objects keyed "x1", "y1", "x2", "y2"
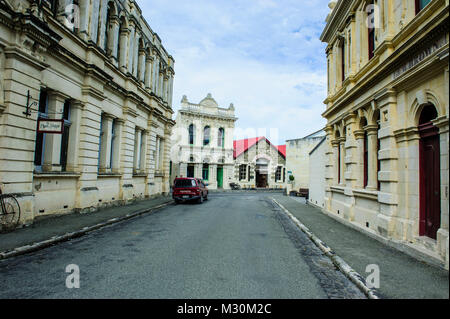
[
  {"x1": 0, "y1": 0, "x2": 175, "y2": 227},
  {"x1": 170, "y1": 94, "x2": 237, "y2": 190},
  {"x1": 233, "y1": 137, "x2": 286, "y2": 189},
  {"x1": 321, "y1": 0, "x2": 448, "y2": 268}
]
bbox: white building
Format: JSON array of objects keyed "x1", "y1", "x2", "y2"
[
  {"x1": 285, "y1": 130, "x2": 326, "y2": 194},
  {"x1": 170, "y1": 94, "x2": 237, "y2": 189},
  {"x1": 233, "y1": 137, "x2": 286, "y2": 189}
]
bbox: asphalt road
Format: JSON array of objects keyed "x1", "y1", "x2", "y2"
[{"x1": 0, "y1": 192, "x2": 365, "y2": 299}]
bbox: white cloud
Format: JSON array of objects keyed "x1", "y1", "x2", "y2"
[{"x1": 140, "y1": 0, "x2": 330, "y2": 142}]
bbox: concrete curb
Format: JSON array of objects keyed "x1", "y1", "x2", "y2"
[
  {"x1": 272, "y1": 198, "x2": 381, "y2": 300},
  {"x1": 0, "y1": 200, "x2": 173, "y2": 261}
]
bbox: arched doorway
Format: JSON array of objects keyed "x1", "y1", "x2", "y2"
[
  {"x1": 255, "y1": 158, "x2": 269, "y2": 188},
  {"x1": 418, "y1": 104, "x2": 440, "y2": 239}
]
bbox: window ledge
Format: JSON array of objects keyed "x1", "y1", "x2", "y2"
[
  {"x1": 133, "y1": 173, "x2": 148, "y2": 177},
  {"x1": 98, "y1": 173, "x2": 122, "y2": 178},
  {"x1": 353, "y1": 188, "x2": 379, "y2": 200},
  {"x1": 33, "y1": 172, "x2": 81, "y2": 179}
]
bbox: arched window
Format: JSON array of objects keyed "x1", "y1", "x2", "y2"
[
  {"x1": 203, "y1": 126, "x2": 210, "y2": 146},
  {"x1": 188, "y1": 124, "x2": 195, "y2": 145},
  {"x1": 218, "y1": 128, "x2": 225, "y2": 148}
]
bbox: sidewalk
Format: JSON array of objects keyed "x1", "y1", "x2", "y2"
[
  {"x1": 0, "y1": 195, "x2": 173, "y2": 258},
  {"x1": 272, "y1": 194, "x2": 449, "y2": 299}
]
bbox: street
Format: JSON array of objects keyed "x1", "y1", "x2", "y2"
[{"x1": 0, "y1": 192, "x2": 365, "y2": 299}]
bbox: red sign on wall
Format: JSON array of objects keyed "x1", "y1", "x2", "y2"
[{"x1": 37, "y1": 119, "x2": 64, "y2": 134}]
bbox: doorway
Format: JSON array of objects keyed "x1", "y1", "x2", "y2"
[
  {"x1": 418, "y1": 104, "x2": 441, "y2": 240},
  {"x1": 187, "y1": 165, "x2": 195, "y2": 178},
  {"x1": 217, "y1": 166, "x2": 223, "y2": 189},
  {"x1": 255, "y1": 158, "x2": 269, "y2": 188}
]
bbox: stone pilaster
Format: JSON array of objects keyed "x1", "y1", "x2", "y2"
[{"x1": 42, "y1": 91, "x2": 66, "y2": 172}]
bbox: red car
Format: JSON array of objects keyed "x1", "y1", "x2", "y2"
[{"x1": 172, "y1": 178, "x2": 208, "y2": 204}]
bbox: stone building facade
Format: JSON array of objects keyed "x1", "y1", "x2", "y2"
[
  {"x1": 0, "y1": 0, "x2": 175, "y2": 227},
  {"x1": 170, "y1": 94, "x2": 237, "y2": 190},
  {"x1": 285, "y1": 130, "x2": 326, "y2": 194},
  {"x1": 308, "y1": 137, "x2": 327, "y2": 209},
  {"x1": 233, "y1": 137, "x2": 286, "y2": 189},
  {"x1": 321, "y1": 0, "x2": 448, "y2": 268}
]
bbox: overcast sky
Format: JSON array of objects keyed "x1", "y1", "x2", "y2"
[{"x1": 140, "y1": 0, "x2": 330, "y2": 145}]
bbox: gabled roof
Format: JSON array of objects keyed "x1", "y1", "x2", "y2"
[{"x1": 233, "y1": 137, "x2": 286, "y2": 159}]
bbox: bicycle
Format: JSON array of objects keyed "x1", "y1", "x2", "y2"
[{"x1": 0, "y1": 183, "x2": 21, "y2": 232}]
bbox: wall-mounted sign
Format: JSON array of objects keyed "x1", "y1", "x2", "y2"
[
  {"x1": 37, "y1": 119, "x2": 64, "y2": 134},
  {"x1": 393, "y1": 33, "x2": 447, "y2": 79}
]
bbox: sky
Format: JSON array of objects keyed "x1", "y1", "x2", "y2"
[{"x1": 140, "y1": 0, "x2": 330, "y2": 145}]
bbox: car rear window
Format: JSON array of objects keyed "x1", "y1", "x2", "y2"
[{"x1": 174, "y1": 179, "x2": 197, "y2": 188}]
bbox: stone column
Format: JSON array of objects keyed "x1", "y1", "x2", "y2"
[
  {"x1": 339, "y1": 137, "x2": 346, "y2": 185},
  {"x1": 109, "y1": 16, "x2": 120, "y2": 60},
  {"x1": 365, "y1": 125, "x2": 379, "y2": 190},
  {"x1": 111, "y1": 119, "x2": 124, "y2": 173},
  {"x1": 138, "y1": 48, "x2": 146, "y2": 84},
  {"x1": 43, "y1": 91, "x2": 66, "y2": 172},
  {"x1": 127, "y1": 24, "x2": 135, "y2": 74},
  {"x1": 66, "y1": 101, "x2": 84, "y2": 173},
  {"x1": 163, "y1": 75, "x2": 168, "y2": 102},
  {"x1": 374, "y1": 89, "x2": 400, "y2": 239},
  {"x1": 354, "y1": 129, "x2": 366, "y2": 188},
  {"x1": 133, "y1": 34, "x2": 140, "y2": 78},
  {"x1": 134, "y1": 128, "x2": 142, "y2": 172},
  {"x1": 194, "y1": 163, "x2": 202, "y2": 179},
  {"x1": 158, "y1": 71, "x2": 164, "y2": 98},
  {"x1": 99, "y1": 114, "x2": 114, "y2": 173},
  {"x1": 168, "y1": 74, "x2": 174, "y2": 108},
  {"x1": 144, "y1": 55, "x2": 153, "y2": 89},
  {"x1": 153, "y1": 56, "x2": 160, "y2": 95},
  {"x1": 119, "y1": 27, "x2": 129, "y2": 72},
  {"x1": 344, "y1": 113, "x2": 358, "y2": 188}
]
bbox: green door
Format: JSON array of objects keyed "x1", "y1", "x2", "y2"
[{"x1": 217, "y1": 167, "x2": 223, "y2": 189}]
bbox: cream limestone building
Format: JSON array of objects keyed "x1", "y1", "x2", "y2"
[
  {"x1": 321, "y1": 0, "x2": 449, "y2": 268},
  {"x1": 0, "y1": 0, "x2": 175, "y2": 227},
  {"x1": 233, "y1": 137, "x2": 286, "y2": 189},
  {"x1": 169, "y1": 94, "x2": 237, "y2": 190},
  {"x1": 285, "y1": 130, "x2": 326, "y2": 195}
]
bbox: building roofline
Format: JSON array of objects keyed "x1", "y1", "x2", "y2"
[{"x1": 309, "y1": 136, "x2": 327, "y2": 155}]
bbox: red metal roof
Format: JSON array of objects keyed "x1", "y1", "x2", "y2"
[{"x1": 233, "y1": 137, "x2": 286, "y2": 159}]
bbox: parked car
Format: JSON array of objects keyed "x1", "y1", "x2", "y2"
[{"x1": 172, "y1": 178, "x2": 208, "y2": 204}]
